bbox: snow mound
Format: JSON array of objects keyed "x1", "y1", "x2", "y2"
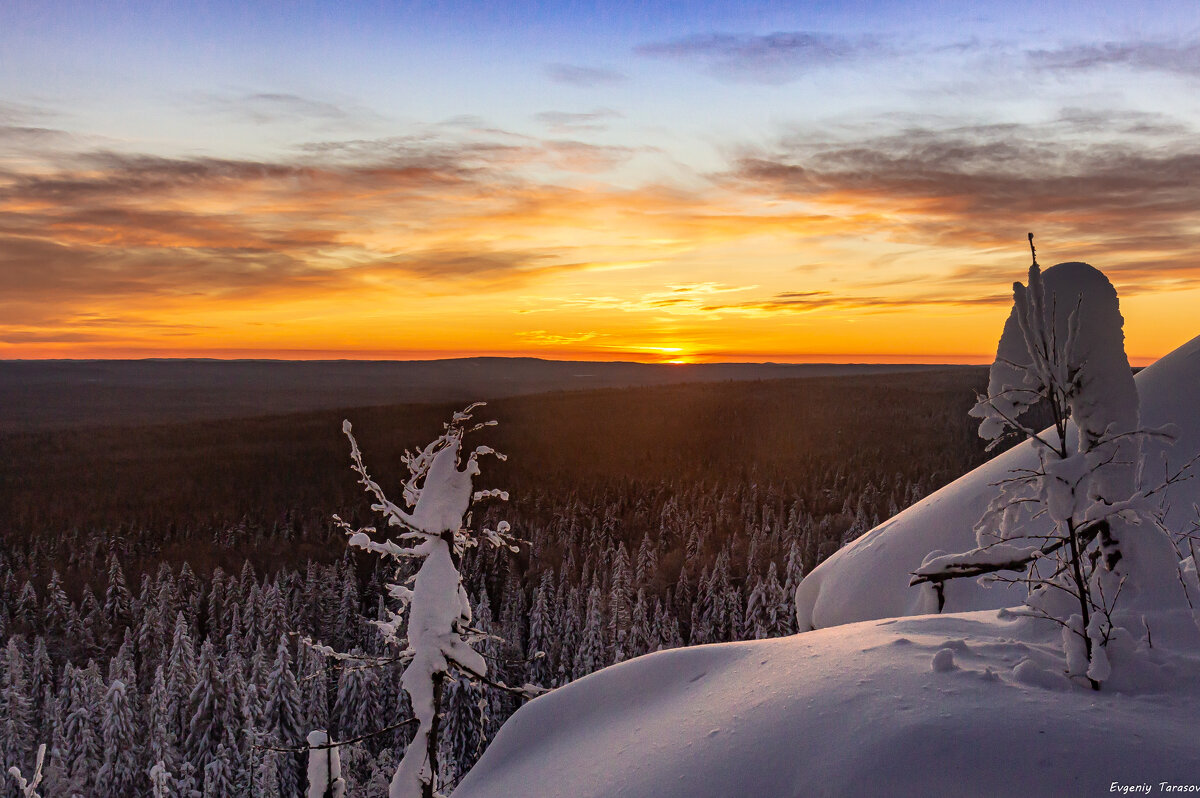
[
  {"x1": 455, "y1": 610, "x2": 1200, "y2": 798},
  {"x1": 796, "y1": 331, "x2": 1200, "y2": 631}
]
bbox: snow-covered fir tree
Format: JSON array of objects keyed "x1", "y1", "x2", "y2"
[{"x1": 914, "y1": 243, "x2": 1190, "y2": 687}]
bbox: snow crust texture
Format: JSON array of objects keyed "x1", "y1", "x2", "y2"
[{"x1": 455, "y1": 610, "x2": 1200, "y2": 798}]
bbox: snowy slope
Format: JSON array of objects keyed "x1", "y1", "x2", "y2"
[
  {"x1": 455, "y1": 609, "x2": 1200, "y2": 798},
  {"x1": 796, "y1": 333, "x2": 1200, "y2": 631}
]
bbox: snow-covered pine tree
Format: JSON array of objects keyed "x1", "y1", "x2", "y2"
[
  {"x1": 206, "y1": 569, "x2": 227, "y2": 643},
  {"x1": 14, "y1": 584, "x2": 37, "y2": 633},
  {"x1": 297, "y1": 644, "x2": 329, "y2": 738},
  {"x1": 328, "y1": 403, "x2": 538, "y2": 798},
  {"x1": 185, "y1": 640, "x2": 235, "y2": 778},
  {"x1": 42, "y1": 574, "x2": 70, "y2": 641},
  {"x1": 62, "y1": 664, "x2": 101, "y2": 795},
  {"x1": 627, "y1": 588, "x2": 652, "y2": 657},
  {"x1": 553, "y1": 583, "x2": 580, "y2": 686},
  {"x1": 438, "y1": 670, "x2": 484, "y2": 785},
  {"x1": 0, "y1": 639, "x2": 34, "y2": 788},
  {"x1": 609, "y1": 543, "x2": 633, "y2": 662},
  {"x1": 261, "y1": 636, "x2": 304, "y2": 796},
  {"x1": 104, "y1": 555, "x2": 133, "y2": 632},
  {"x1": 762, "y1": 561, "x2": 791, "y2": 638},
  {"x1": 223, "y1": 648, "x2": 253, "y2": 790},
  {"x1": 330, "y1": 649, "x2": 371, "y2": 741},
  {"x1": 635, "y1": 533, "x2": 658, "y2": 588},
  {"x1": 201, "y1": 742, "x2": 235, "y2": 798},
  {"x1": 96, "y1": 677, "x2": 139, "y2": 798},
  {"x1": 25, "y1": 640, "x2": 50, "y2": 746},
  {"x1": 335, "y1": 571, "x2": 361, "y2": 652},
  {"x1": 574, "y1": 584, "x2": 608, "y2": 678},
  {"x1": 148, "y1": 760, "x2": 172, "y2": 798},
  {"x1": 525, "y1": 572, "x2": 555, "y2": 688},
  {"x1": 164, "y1": 612, "x2": 197, "y2": 746},
  {"x1": 912, "y1": 238, "x2": 1186, "y2": 688},
  {"x1": 147, "y1": 665, "x2": 176, "y2": 773}
]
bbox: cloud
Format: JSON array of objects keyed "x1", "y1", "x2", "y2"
[
  {"x1": 543, "y1": 140, "x2": 634, "y2": 173},
  {"x1": 0, "y1": 100, "x2": 60, "y2": 125},
  {"x1": 13, "y1": 99, "x2": 1200, "y2": 354},
  {"x1": 0, "y1": 330, "x2": 114, "y2": 343},
  {"x1": 0, "y1": 102, "x2": 73, "y2": 155},
  {"x1": 0, "y1": 234, "x2": 322, "y2": 302},
  {"x1": 187, "y1": 91, "x2": 383, "y2": 127},
  {"x1": 635, "y1": 31, "x2": 887, "y2": 84},
  {"x1": 533, "y1": 108, "x2": 622, "y2": 133},
  {"x1": 0, "y1": 118, "x2": 663, "y2": 340},
  {"x1": 702, "y1": 290, "x2": 1011, "y2": 316},
  {"x1": 0, "y1": 125, "x2": 71, "y2": 148},
  {"x1": 530, "y1": 281, "x2": 1009, "y2": 320},
  {"x1": 516, "y1": 330, "x2": 602, "y2": 346},
  {"x1": 726, "y1": 111, "x2": 1200, "y2": 291},
  {"x1": 540, "y1": 283, "x2": 761, "y2": 315},
  {"x1": 1029, "y1": 40, "x2": 1200, "y2": 77},
  {"x1": 544, "y1": 63, "x2": 628, "y2": 87},
  {"x1": 373, "y1": 249, "x2": 589, "y2": 286}
]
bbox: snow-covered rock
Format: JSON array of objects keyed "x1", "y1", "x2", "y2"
[
  {"x1": 455, "y1": 609, "x2": 1200, "y2": 798},
  {"x1": 796, "y1": 331, "x2": 1200, "y2": 631}
]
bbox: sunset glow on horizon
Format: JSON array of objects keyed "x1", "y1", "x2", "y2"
[{"x1": 4, "y1": 1, "x2": 1200, "y2": 365}]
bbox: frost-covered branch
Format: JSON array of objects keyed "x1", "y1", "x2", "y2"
[
  {"x1": 251, "y1": 718, "x2": 420, "y2": 754},
  {"x1": 6, "y1": 744, "x2": 45, "y2": 798},
  {"x1": 911, "y1": 521, "x2": 1106, "y2": 587}
]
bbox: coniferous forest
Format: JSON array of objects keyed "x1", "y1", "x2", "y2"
[{"x1": 0, "y1": 369, "x2": 997, "y2": 796}]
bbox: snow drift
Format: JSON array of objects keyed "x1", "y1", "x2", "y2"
[
  {"x1": 796, "y1": 331, "x2": 1200, "y2": 631},
  {"x1": 454, "y1": 609, "x2": 1200, "y2": 798}
]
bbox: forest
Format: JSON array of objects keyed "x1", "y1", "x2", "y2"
[{"x1": 0, "y1": 368, "x2": 998, "y2": 795}]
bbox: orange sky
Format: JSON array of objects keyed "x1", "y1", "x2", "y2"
[{"x1": 4, "y1": 148, "x2": 1198, "y2": 366}]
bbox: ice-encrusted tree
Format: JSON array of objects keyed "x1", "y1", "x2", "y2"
[
  {"x1": 912, "y1": 236, "x2": 1185, "y2": 688},
  {"x1": 323, "y1": 403, "x2": 539, "y2": 798}
]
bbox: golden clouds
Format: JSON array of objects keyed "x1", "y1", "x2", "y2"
[{"x1": 6, "y1": 111, "x2": 1200, "y2": 362}]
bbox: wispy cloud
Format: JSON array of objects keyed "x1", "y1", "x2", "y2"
[
  {"x1": 186, "y1": 91, "x2": 385, "y2": 127},
  {"x1": 544, "y1": 63, "x2": 628, "y2": 87},
  {"x1": 533, "y1": 108, "x2": 622, "y2": 134},
  {"x1": 726, "y1": 110, "x2": 1200, "y2": 292},
  {"x1": 1029, "y1": 40, "x2": 1200, "y2": 77},
  {"x1": 534, "y1": 283, "x2": 761, "y2": 315},
  {"x1": 516, "y1": 330, "x2": 602, "y2": 346},
  {"x1": 635, "y1": 31, "x2": 888, "y2": 84},
  {"x1": 702, "y1": 290, "x2": 1011, "y2": 316}
]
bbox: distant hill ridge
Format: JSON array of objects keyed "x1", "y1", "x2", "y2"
[{"x1": 0, "y1": 357, "x2": 959, "y2": 432}]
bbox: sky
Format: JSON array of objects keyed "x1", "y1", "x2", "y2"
[{"x1": 3, "y1": 1, "x2": 1200, "y2": 364}]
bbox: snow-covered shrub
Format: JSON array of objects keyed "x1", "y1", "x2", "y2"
[{"x1": 912, "y1": 238, "x2": 1185, "y2": 688}]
